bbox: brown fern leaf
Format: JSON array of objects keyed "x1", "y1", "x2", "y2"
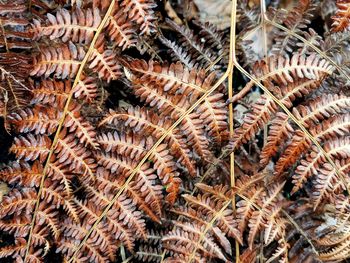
[
  {"x1": 271, "y1": 0, "x2": 317, "y2": 55},
  {"x1": 331, "y1": 0, "x2": 350, "y2": 32},
  {"x1": 10, "y1": 134, "x2": 51, "y2": 162},
  {"x1": 0, "y1": 53, "x2": 33, "y2": 117},
  {"x1": 31, "y1": 42, "x2": 85, "y2": 78},
  {"x1": 247, "y1": 183, "x2": 287, "y2": 249},
  {"x1": 131, "y1": 82, "x2": 212, "y2": 159},
  {"x1": 310, "y1": 113, "x2": 350, "y2": 140},
  {"x1": 266, "y1": 240, "x2": 289, "y2": 263},
  {"x1": 98, "y1": 131, "x2": 181, "y2": 205},
  {"x1": 135, "y1": 245, "x2": 162, "y2": 262},
  {"x1": 89, "y1": 36, "x2": 122, "y2": 82},
  {"x1": 0, "y1": 161, "x2": 42, "y2": 187},
  {"x1": 0, "y1": 187, "x2": 55, "y2": 261},
  {"x1": 160, "y1": 21, "x2": 227, "y2": 70},
  {"x1": 162, "y1": 183, "x2": 241, "y2": 262},
  {"x1": 65, "y1": 102, "x2": 99, "y2": 149},
  {"x1": 126, "y1": 59, "x2": 228, "y2": 147},
  {"x1": 274, "y1": 130, "x2": 312, "y2": 177},
  {"x1": 106, "y1": 6, "x2": 137, "y2": 50},
  {"x1": 46, "y1": 162, "x2": 74, "y2": 197},
  {"x1": 125, "y1": 59, "x2": 217, "y2": 98},
  {"x1": 31, "y1": 80, "x2": 71, "y2": 106},
  {"x1": 120, "y1": 0, "x2": 157, "y2": 35},
  {"x1": 196, "y1": 92, "x2": 229, "y2": 144},
  {"x1": 0, "y1": 217, "x2": 31, "y2": 238},
  {"x1": 318, "y1": 206, "x2": 350, "y2": 261},
  {"x1": 135, "y1": 227, "x2": 169, "y2": 262},
  {"x1": 166, "y1": 19, "x2": 217, "y2": 69},
  {"x1": 267, "y1": 94, "x2": 350, "y2": 177},
  {"x1": 54, "y1": 128, "x2": 96, "y2": 182},
  {"x1": 99, "y1": 107, "x2": 197, "y2": 176},
  {"x1": 234, "y1": 175, "x2": 287, "y2": 249},
  {"x1": 232, "y1": 95, "x2": 277, "y2": 150},
  {"x1": 93, "y1": 167, "x2": 160, "y2": 223},
  {"x1": 128, "y1": 59, "x2": 229, "y2": 138},
  {"x1": 253, "y1": 53, "x2": 333, "y2": 87},
  {"x1": 192, "y1": 20, "x2": 227, "y2": 54},
  {"x1": 319, "y1": 237, "x2": 350, "y2": 262},
  {"x1": 269, "y1": 94, "x2": 350, "y2": 182},
  {"x1": 98, "y1": 152, "x2": 163, "y2": 218},
  {"x1": 74, "y1": 203, "x2": 120, "y2": 258},
  {"x1": 8, "y1": 105, "x2": 61, "y2": 135},
  {"x1": 58, "y1": 180, "x2": 147, "y2": 259},
  {"x1": 312, "y1": 160, "x2": 350, "y2": 208},
  {"x1": 159, "y1": 35, "x2": 201, "y2": 70},
  {"x1": 88, "y1": 172, "x2": 148, "y2": 239},
  {"x1": 294, "y1": 94, "x2": 350, "y2": 127},
  {"x1": 231, "y1": 53, "x2": 332, "y2": 150},
  {"x1": 182, "y1": 193, "x2": 242, "y2": 242},
  {"x1": 0, "y1": 238, "x2": 28, "y2": 262},
  {"x1": 0, "y1": 1, "x2": 33, "y2": 50},
  {"x1": 234, "y1": 174, "x2": 266, "y2": 233},
  {"x1": 33, "y1": 8, "x2": 101, "y2": 44},
  {"x1": 163, "y1": 222, "x2": 228, "y2": 262},
  {"x1": 41, "y1": 180, "x2": 79, "y2": 221},
  {"x1": 260, "y1": 113, "x2": 293, "y2": 166},
  {"x1": 0, "y1": 188, "x2": 36, "y2": 218},
  {"x1": 292, "y1": 137, "x2": 350, "y2": 198},
  {"x1": 73, "y1": 75, "x2": 98, "y2": 103},
  {"x1": 57, "y1": 219, "x2": 117, "y2": 262}
]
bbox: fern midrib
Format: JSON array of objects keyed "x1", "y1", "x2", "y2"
[
  {"x1": 100, "y1": 138, "x2": 145, "y2": 155},
  {"x1": 131, "y1": 67, "x2": 206, "y2": 93},
  {"x1": 261, "y1": 64, "x2": 331, "y2": 82},
  {"x1": 42, "y1": 24, "x2": 98, "y2": 32}
]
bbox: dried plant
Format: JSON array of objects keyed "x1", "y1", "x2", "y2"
[{"x1": 0, "y1": 0, "x2": 350, "y2": 262}]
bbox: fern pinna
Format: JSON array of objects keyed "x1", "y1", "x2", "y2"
[{"x1": 1, "y1": 0, "x2": 350, "y2": 262}]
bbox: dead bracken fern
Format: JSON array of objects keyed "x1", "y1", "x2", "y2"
[{"x1": 0, "y1": 0, "x2": 350, "y2": 262}]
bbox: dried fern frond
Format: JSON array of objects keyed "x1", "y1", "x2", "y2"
[
  {"x1": 331, "y1": 0, "x2": 350, "y2": 32},
  {"x1": 271, "y1": 0, "x2": 317, "y2": 55},
  {"x1": 160, "y1": 20, "x2": 227, "y2": 70},
  {"x1": 100, "y1": 106, "x2": 197, "y2": 176},
  {"x1": 120, "y1": 0, "x2": 157, "y2": 35},
  {"x1": 0, "y1": 1, "x2": 33, "y2": 50},
  {"x1": 31, "y1": 42, "x2": 85, "y2": 79},
  {"x1": 106, "y1": 5, "x2": 137, "y2": 50},
  {"x1": 0, "y1": 53, "x2": 33, "y2": 118},
  {"x1": 231, "y1": 53, "x2": 333, "y2": 150},
  {"x1": 163, "y1": 177, "x2": 287, "y2": 262},
  {"x1": 33, "y1": 8, "x2": 101, "y2": 44},
  {"x1": 165, "y1": 19, "x2": 218, "y2": 69},
  {"x1": 89, "y1": 36, "x2": 122, "y2": 82},
  {"x1": 8, "y1": 105, "x2": 61, "y2": 135}
]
